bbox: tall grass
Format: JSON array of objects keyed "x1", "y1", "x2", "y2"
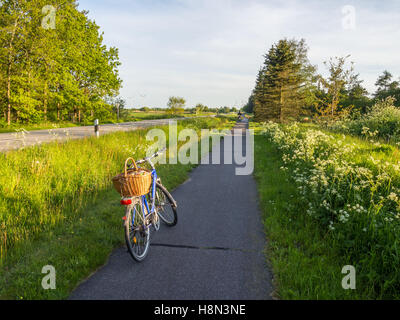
[
  {"x1": 260, "y1": 122, "x2": 400, "y2": 299},
  {"x1": 0, "y1": 117, "x2": 230, "y2": 266},
  {"x1": 253, "y1": 133, "x2": 359, "y2": 299}
]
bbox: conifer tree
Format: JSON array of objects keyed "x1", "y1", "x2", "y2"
[
  {"x1": 254, "y1": 38, "x2": 316, "y2": 122},
  {"x1": 374, "y1": 70, "x2": 400, "y2": 106}
]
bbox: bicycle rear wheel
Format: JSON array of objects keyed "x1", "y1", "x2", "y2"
[
  {"x1": 125, "y1": 198, "x2": 150, "y2": 262},
  {"x1": 155, "y1": 183, "x2": 177, "y2": 226}
]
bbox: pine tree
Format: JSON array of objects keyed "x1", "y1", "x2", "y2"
[
  {"x1": 253, "y1": 68, "x2": 266, "y2": 121},
  {"x1": 254, "y1": 39, "x2": 315, "y2": 122},
  {"x1": 243, "y1": 94, "x2": 255, "y2": 114},
  {"x1": 374, "y1": 71, "x2": 400, "y2": 106},
  {"x1": 341, "y1": 73, "x2": 371, "y2": 114}
]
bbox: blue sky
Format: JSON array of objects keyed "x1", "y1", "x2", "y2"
[{"x1": 77, "y1": 0, "x2": 400, "y2": 108}]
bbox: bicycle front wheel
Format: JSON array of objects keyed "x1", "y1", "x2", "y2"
[
  {"x1": 155, "y1": 183, "x2": 177, "y2": 226},
  {"x1": 125, "y1": 198, "x2": 150, "y2": 262}
]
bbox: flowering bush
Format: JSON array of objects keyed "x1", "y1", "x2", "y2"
[
  {"x1": 261, "y1": 121, "x2": 400, "y2": 298},
  {"x1": 329, "y1": 97, "x2": 400, "y2": 143}
]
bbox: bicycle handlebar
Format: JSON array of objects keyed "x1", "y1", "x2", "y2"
[{"x1": 135, "y1": 147, "x2": 167, "y2": 165}]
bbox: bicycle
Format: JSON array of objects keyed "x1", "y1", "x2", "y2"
[{"x1": 120, "y1": 148, "x2": 178, "y2": 262}]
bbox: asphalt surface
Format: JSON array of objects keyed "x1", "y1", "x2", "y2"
[
  {"x1": 0, "y1": 118, "x2": 186, "y2": 152},
  {"x1": 70, "y1": 120, "x2": 273, "y2": 300}
]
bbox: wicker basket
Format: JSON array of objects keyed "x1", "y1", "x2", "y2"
[{"x1": 112, "y1": 157, "x2": 152, "y2": 197}]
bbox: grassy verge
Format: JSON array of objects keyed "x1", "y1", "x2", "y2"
[
  {"x1": 0, "y1": 113, "x2": 234, "y2": 134},
  {"x1": 253, "y1": 122, "x2": 400, "y2": 299},
  {"x1": 0, "y1": 117, "x2": 181, "y2": 134},
  {"x1": 0, "y1": 117, "x2": 234, "y2": 299},
  {"x1": 0, "y1": 122, "x2": 82, "y2": 134},
  {"x1": 122, "y1": 112, "x2": 187, "y2": 122},
  {"x1": 254, "y1": 133, "x2": 356, "y2": 299}
]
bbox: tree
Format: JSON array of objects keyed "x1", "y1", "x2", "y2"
[
  {"x1": 243, "y1": 94, "x2": 255, "y2": 113},
  {"x1": 374, "y1": 71, "x2": 400, "y2": 106},
  {"x1": 0, "y1": 0, "x2": 31, "y2": 125},
  {"x1": 106, "y1": 96, "x2": 126, "y2": 120},
  {"x1": 254, "y1": 38, "x2": 316, "y2": 122},
  {"x1": 0, "y1": 0, "x2": 121, "y2": 125},
  {"x1": 167, "y1": 96, "x2": 185, "y2": 114},
  {"x1": 195, "y1": 103, "x2": 207, "y2": 115},
  {"x1": 341, "y1": 74, "x2": 372, "y2": 114},
  {"x1": 217, "y1": 106, "x2": 230, "y2": 114},
  {"x1": 314, "y1": 56, "x2": 356, "y2": 120},
  {"x1": 375, "y1": 71, "x2": 395, "y2": 92}
]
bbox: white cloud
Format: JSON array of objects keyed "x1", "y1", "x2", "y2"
[{"x1": 79, "y1": 0, "x2": 400, "y2": 107}]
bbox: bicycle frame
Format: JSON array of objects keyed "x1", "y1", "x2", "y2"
[
  {"x1": 129, "y1": 169, "x2": 158, "y2": 231},
  {"x1": 123, "y1": 148, "x2": 166, "y2": 231},
  {"x1": 141, "y1": 169, "x2": 157, "y2": 217}
]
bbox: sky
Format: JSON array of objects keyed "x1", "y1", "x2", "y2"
[{"x1": 77, "y1": 0, "x2": 400, "y2": 109}]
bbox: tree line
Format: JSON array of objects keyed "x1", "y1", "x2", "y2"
[
  {"x1": 137, "y1": 97, "x2": 239, "y2": 115},
  {"x1": 0, "y1": 0, "x2": 121, "y2": 126},
  {"x1": 166, "y1": 97, "x2": 237, "y2": 114},
  {"x1": 245, "y1": 38, "x2": 400, "y2": 122}
]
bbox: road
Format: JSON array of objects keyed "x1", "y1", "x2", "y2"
[
  {"x1": 70, "y1": 120, "x2": 273, "y2": 300},
  {"x1": 0, "y1": 118, "x2": 185, "y2": 152}
]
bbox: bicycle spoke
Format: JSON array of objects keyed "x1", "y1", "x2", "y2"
[
  {"x1": 154, "y1": 184, "x2": 177, "y2": 226},
  {"x1": 125, "y1": 198, "x2": 150, "y2": 262}
]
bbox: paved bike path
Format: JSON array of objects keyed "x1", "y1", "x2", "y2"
[{"x1": 70, "y1": 120, "x2": 273, "y2": 300}]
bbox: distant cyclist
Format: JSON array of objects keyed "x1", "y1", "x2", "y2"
[{"x1": 238, "y1": 110, "x2": 243, "y2": 121}]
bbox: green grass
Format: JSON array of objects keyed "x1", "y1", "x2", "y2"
[
  {"x1": 253, "y1": 122, "x2": 400, "y2": 300},
  {"x1": 124, "y1": 111, "x2": 187, "y2": 121},
  {"x1": 254, "y1": 133, "x2": 357, "y2": 299},
  {"x1": 0, "y1": 122, "x2": 82, "y2": 134},
  {"x1": 0, "y1": 116, "x2": 233, "y2": 300},
  {"x1": 0, "y1": 166, "x2": 195, "y2": 300}
]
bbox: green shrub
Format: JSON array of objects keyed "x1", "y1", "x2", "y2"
[{"x1": 330, "y1": 97, "x2": 400, "y2": 143}]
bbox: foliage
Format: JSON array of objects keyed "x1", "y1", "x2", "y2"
[
  {"x1": 374, "y1": 71, "x2": 400, "y2": 106},
  {"x1": 0, "y1": 0, "x2": 121, "y2": 125},
  {"x1": 248, "y1": 40, "x2": 378, "y2": 121},
  {"x1": 194, "y1": 103, "x2": 207, "y2": 115},
  {"x1": 313, "y1": 56, "x2": 358, "y2": 120},
  {"x1": 167, "y1": 96, "x2": 186, "y2": 114},
  {"x1": 218, "y1": 106, "x2": 231, "y2": 114},
  {"x1": 253, "y1": 132, "x2": 357, "y2": 299},
  {"x1": 329, "y1": 97, "x2": 400, "y2": 143},
  {"x1": 253, "y1": 38, "x2": 316, "y2": 122},
  {"x1": 260, "y1": 122, "x2": 400, "y2": 298},
  {"x1": 340, "y1": 74, "x2": 372, "y2": 115},
  {"x1": 243, "y1": 94, "x2": 255, "y2": 114}
]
